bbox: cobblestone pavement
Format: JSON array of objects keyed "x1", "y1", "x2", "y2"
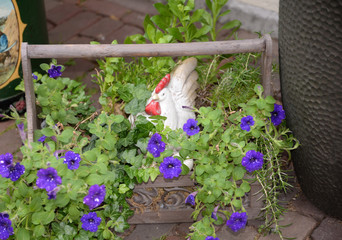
[{"x1": 0, "y1": 0, "x2": 341, "y2": 239}]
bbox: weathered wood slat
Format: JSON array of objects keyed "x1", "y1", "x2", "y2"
[
  {"x1": 22, "y1": 34, "x2": 273, "y2": 144},
  {"x1": 261, "y1": 34, "x2": 273, "y2": 96},
  {"x1": 21, "y1": 43, "x2": 36, "y2": 145},
  {"x1": 128, "y1": 209, "x2": 194, "y2": 224},
  {"x1": 26, "y1": 38, "x2": 266, "y2": 58}
]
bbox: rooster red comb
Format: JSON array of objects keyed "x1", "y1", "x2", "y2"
[{"x1": 155, "y1": 74, "x2": 170, "y2": 94}]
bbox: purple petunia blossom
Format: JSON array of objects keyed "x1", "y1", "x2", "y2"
[
  {"x1": 271, "y1": 104, "x2": 286, "y2": 126},
  {"x1": 147, "y1": 133, "x2": 166, "y2": 158},
  {"x1": 205, "y1": 236, "x2": 220, "y2": 240},
  {"x1": 226, "y1": 212, "x2": 247, "y2": 232},
  {"x1": 7, "y1": 163, "x2": 25, "y2": 182},
  {"x1": 63, "y1": 151, "x2": 81, "y2": 170},
  {"x1": 32, "y1": 73, "x2": 38, "y2": 80},
  {"x1": 183, "y1": 119, "x2": 200, "y2": 136},
  {"x1": 36, "y1": 167, "x2": 62, "y2": 192},
  {"x1": 0, "y1": 153, "x2": 13, "y2": 178},
  {"x1": 38, "y1": 135, "x2": 47, "y2": 143},
  {"x1": 240, "y1": 115, "x2": 255, "y2": 132},
  {"x1": 241, "y1": 150, "x2": 264, "y2": 173},
  {"x1": 83, "y1": 185, "x2": 106, "y2": 210},
  {"x1": 211, "y1": 205, "x2": 219, "y2": 221},
  {"x1": 185, "y1": 191, "x2": 198, "y2": 206},
  {"x1": 0, "y1": 213, "x2": 13, "y2": 240},
  {"x1": 47, "y1": 65, "x2": 62, "y2": 78},
  {"x1": 47, "y1": 187, "x2": 60, "y2": 200},
  {"x1": 159, "y1": 156, "x2": 182, "y2": 179},
  {"x1": 80, "y1": 212, "x2": 102, "y2": 232},
  {"x1": 17, "y1": 123, "x2": 26, "y2": 143}
]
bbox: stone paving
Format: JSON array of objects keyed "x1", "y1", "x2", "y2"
[{"x1": 0, "y1": 0, "x2": 341, "y2": 239}]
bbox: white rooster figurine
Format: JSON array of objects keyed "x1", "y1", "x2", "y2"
[{"x1": 144, "y1": 57, "x2": 199, "y2": 130}]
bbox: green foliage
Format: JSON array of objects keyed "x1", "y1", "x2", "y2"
[{"x1": 16, "y1": 60, "x2": 95, "y2": 126}]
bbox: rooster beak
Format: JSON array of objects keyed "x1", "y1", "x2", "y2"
[{"x1": 152, "y1": 93, "x2": 159, "y2": 101}]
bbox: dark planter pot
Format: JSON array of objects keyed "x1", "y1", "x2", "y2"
[{"x1": 279, "y1": 0, "x2": 342, "y2": 218}]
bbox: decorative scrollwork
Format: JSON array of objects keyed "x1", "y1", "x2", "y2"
[{"x1": 127, "y1": 186, "x2": 194, "y2": 213}]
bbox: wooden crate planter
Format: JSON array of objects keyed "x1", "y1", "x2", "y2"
[
  {"x1": 20, "y1": 36, "x2": 273, "y2": 224},
  {"x1": 127, "y1": 174, "x2": 264, "y2": 224}
]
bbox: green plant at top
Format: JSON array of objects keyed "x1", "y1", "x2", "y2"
[{"x1": 93, "y1": 0, "x2": 242, "y2": 115}]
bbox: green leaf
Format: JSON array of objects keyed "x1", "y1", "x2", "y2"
[
  {"x1": 119, "y1": 184, "x2": 130, "y2": 194},
  {"x1": 190, "y1": 9, "x2": 205, "y2": 24},
  {"x1": 256, "y1": 99, "x2": 267, "y2": 109},
  {"x1": 196, "y1": 165, "x2": 205, "y2": 176},
  {"x1": 114, "y1": 216, "x2": 127, "y2": 233},
  {"x1": 148, "y1": 167, "x2": 160, "y2": 182},
  {"x1": 124, "y1": 98, "x2": 146, "y2": 115},
  {"x1": 34, "y1": 225, "x2": 45, "y2": 237},
  {"x1": 254, "y1": 84, "x2": 264, "y2": 95},
  {"x1": 58, "y1": 127, "x2": 74, "y2": 143},
  {"x1": 220, "y1": 20, "x2": 241, "y2": 31},
  {"x1": 40, "y1": 63, "x2": 50, "y2": 71},
  {"x1": 86, "y1": 174, "x2": 104, "y2": 185},
  {"x1": 222, "y1": 129, "x2": 231, "y2": 143},
  {"x1": 265, "y1": 95, "x2": 276, "y2": 104},
  {"x1": 193, "y1": 25, "x2": 211, "y2": 39},
  {"x1": 32, "y1": 212, "x2": 43, "y2": 225},
  {"x1": 154, "y1": 2, "x2": 172, "y2": 16},
  {"x1": 151, "y1": 14, "x2": 170, "y2": 30},
  {"x1": 17, "y1": 228, "x2": 30, "y2": 240},
  {"x1": 69, "y1": 205, "x2": 80, "y2": 220},
  {"x1": 41, "y1": 127, "x2": 55, "y2": 137},
  {"x1": 146, "y1": 24, "x2": 156, "y2": 43},
  {"x1": 235, "y1": 188, "x2": 245, "y2": 197},
  {"x1": 166, "y1": 27, "x2": 183, "y2": 42},
  {"x1": 233, "y1": 166, "x2": 246, "y2": 181},
  {"x1": 103, "y1": 229, "x2": 112, "y2": 239},
  {"x1": 232, "y1": 199, "x2": 242, "y2": 209},
  {"x1": 240, "y1": 182, "x2": 251, "y2": 193},
  {"x1": 41, "y1": 211, "x2": 55, "y2": 225}
]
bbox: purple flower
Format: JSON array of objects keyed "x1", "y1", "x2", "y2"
[
  {"x1": 81, "y1": 212, "x2": 102, "y2": 232},
  {"x1": 32, "y1": 73, "x2": 38, "y2": 80},
  {"x1": 36, "y1": 167, "x2": 62, "y2": 192},
  {"x1": 271, "y1": 104, "x2": 286, "y2": 126},
  {"x1": 17, "y1": 123, "x2": 26, "y2": 143},
  {"x1": 47, "y1": 187, "x2": 60, "y2": 200},
  {"x1": 147, "y1": 133, "x2": 166, "y2": 158},
  {"x1": 211, "y1": 205, "x2": 219, "y2": 221},
  {"x1": 0, "y1": 213, "x2": 13, "y2": 240},
  {"x1": 241, "y1": 150, "x2": 264, "y2": 172},
  {"x1": 183, "y1": 119, "x2": 200, "y2": 136},
  {"x1": 0, "y1": 153, "x2": 13, "y2": 178},
  {"x1": 38, "y1": 135, "x2": 47, "y2": 143},
  {"x1": 205, "y1": 237, "x2": 219, "y2": 240},
  {"x1": 48, "y1": 65, "x2": 62, "y2": 78},
  {"x1": 226, "y1": 212, "x2": 247, "y2": 232},
  {"x1": 7, "y1": 163, "x2": 25, "y2": 181},
  {"x1": 83, "y1": 185, "x2": 106, "y2": 210},
  {"x1": 159, "y1": 156, "x2": 182, "y2": 179},
  {"x1": 185, "y1": 191, "x2": 197, "y2": 206},
  {"x1": 63, "y1": 151, "x2": 81, "y2": 170},
  {"x1": 240, "y1": 115, "x2": 255, "y2": 132}
]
